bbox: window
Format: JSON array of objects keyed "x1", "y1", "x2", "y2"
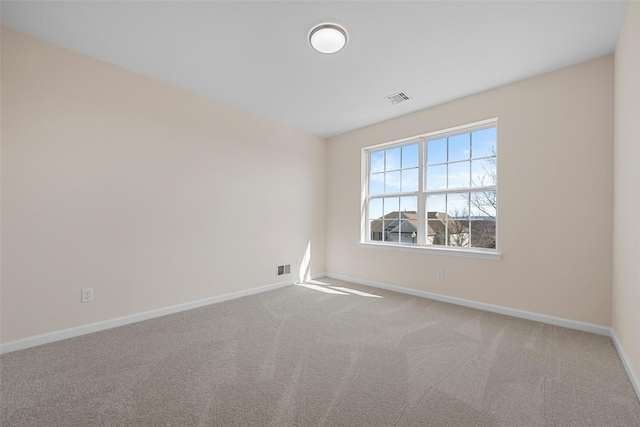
[{"x1": 363, "y1": 119, "x2": 498, "y2": 257}]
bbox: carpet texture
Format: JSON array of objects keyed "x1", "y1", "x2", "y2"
[{"x1": 2, "y1": 277, "x2": 639, "y2": 426}]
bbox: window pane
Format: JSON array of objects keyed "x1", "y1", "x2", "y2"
[
  {"x1": 447, "y1": 218, "x2": 469, "y2": 247},
  {"x1": 427, "y1": 219, "x2": 446, "y2": 246},
  {"x1": 426, "y1": 164, "x2": 446, "y2": 190},
  {"x1": 400, "y1": 196, "x2": 417, "y2": 213},
  {"x1": 469, "y1": 190, "x2": 497, "y2": 219},
  {"x1": 471, "y1": 159, "x2": 496, "y2": 187},
  {"x1": 472, "y1": 127, "x2": 497, "y2": 159},
  {"x1": 369, "y1": 199, "x2": 382, "y2": 241},
  {"x1": 401, "y1": 168, "x2": 418, "y2": 192},
  {"x1": 370, "y1": 196, "x2": 384, "y2": 243},
  {"x1": 401, "y1": 197, "x2": 417, "y2": 244},
  {"x1": 470, "y1": 219, "x2": 496, "y2": 248},
  {"x1": 448, "y1": 161, "x2": 470, "y2": 189},
  {"x1": 426, "y1": 194, "x2": 445, "y2": 215},
  {"x1": 370, "y1": 173, "x2": 384, "y2": 195},
  {"x1": 447, "y1": 192, "x2": 470, "y2": 248},
  {"x1": 369, "y1": 198, "x2": 383, "y2": 219},
  {"x1": 384, "y1": 220, "x2": 399, "y2": 242},
  {"x1": 383, "y1": 197, "x2": 400, "y2": 217},
  {"x1": 399, "y1": 220, "x2": 417, "y2": 244},
  {"x1": 385, "y1": 171, "x2": 401, "y2": 193},
  {"x1": 427, "y1": 138, "x2": 447, "y2": 165},
  {"x1": 370, "y1": 150, "x2": 385, "y2": 173},
  {"x1": 370, "y1": 220, "x2": 383, "y2": 241},
  {"x1": 386, "y1": 147, "x2": 401, "y2": 171},
  {"x1": 402, "y1": 144, "x2": 419, "y2": 169},
  {"x1": 449, "y1": 133, "x2": 470, "y2": 162},
  {"x1": 383, "y1": 197, "x2": 400, "y2": 243},
  {"x1": 447, "y1": 193, "x2": 469, "y2": 219}
]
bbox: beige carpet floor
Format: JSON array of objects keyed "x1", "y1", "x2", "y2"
[{"x1": 2, "y1": 277, "x2": 639, "y2": 426}]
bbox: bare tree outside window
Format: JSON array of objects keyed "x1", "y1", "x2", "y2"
[
  {"x1": 447, "y1": 206, "x2": 470, "y2": 247},
  {"x1": 466, "y1": 147, "x2": 497, "y2": 248},
  {"x1": 468, "y1": 147, "x2": 497, "y2": 219}
]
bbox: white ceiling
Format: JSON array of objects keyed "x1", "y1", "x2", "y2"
[{"x1": 1, "y1": 1, "x2": 629, "y2": 138}]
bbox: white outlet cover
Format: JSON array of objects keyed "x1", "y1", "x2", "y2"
[{"x1": 81, "y1": 288, "x2": 93, "y2": 302}]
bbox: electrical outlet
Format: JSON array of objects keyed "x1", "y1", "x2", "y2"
[
  {"x1": 436, "y1": 269, "x2": 444, "y2": 279},
  {"x1": 81, "y1": 288, "x2": 93, "y2": 303}
]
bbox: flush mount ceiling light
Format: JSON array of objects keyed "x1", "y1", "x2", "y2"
[{"x1": 309, "y1": 23, "x2": 348, "y2": 54}]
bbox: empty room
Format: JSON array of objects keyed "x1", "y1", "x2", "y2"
[{"x1": 1, "y1": 1, "x2": 639, "y2": 426}]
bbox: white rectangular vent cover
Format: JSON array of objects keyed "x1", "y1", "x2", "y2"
[
  {"x1": 277, "y1": 264, "x2": 291, "y2": 277},
  {"x1": 385, "y1": 91, "x2": 411, "y2": 105}
]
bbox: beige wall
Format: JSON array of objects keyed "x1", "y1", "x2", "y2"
[
  {"x1": 0, "y1": 27, "x2": 326, "y2": 343},
  {"x1": 613, "y1": 1, "x2": 640, "y2": 389},
  {"x1": 327, "y1": 56, "x2": 614, "y2": 326}
]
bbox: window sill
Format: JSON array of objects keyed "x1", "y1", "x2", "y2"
[{"x1": 358, "y1": 242, "x2": 502, "y2": 260}]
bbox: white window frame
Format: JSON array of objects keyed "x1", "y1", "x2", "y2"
[{"x1": 360, "y1": 118, "x2": 501, "y2": 261}]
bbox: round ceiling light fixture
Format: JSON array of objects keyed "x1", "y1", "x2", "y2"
[{"x1": 309, "y1": 23, "x2": 348, "y2": 54}]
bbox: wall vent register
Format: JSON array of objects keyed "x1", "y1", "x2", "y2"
[{"x1": 276, "y1": 264, "x2": 291, "y2": 277}]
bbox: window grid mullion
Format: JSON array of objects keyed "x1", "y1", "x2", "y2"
[
  {"x1": 424, "y1": 185, "x2": 496, "y2": 195},
  {"x1": 365, "y1": 151, "x2": 371, "y2": 242},
  {"x1": 417, "y1": 139, "x2": 426, "y2": 246}
]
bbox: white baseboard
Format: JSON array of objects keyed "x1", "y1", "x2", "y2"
[
  {"x1": 610, "y1": 329, "x2": 640, "y2": 401},
  {"x1": 1, "y1": 274, "x2": 323, "y2": 355},
  {"x1": 324, "y1": 273, "x2": 612, "y2": 336}
]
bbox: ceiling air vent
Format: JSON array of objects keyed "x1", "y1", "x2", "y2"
[{"x1": 385, "y1": 91, "x2": 411, "y2": 105}]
